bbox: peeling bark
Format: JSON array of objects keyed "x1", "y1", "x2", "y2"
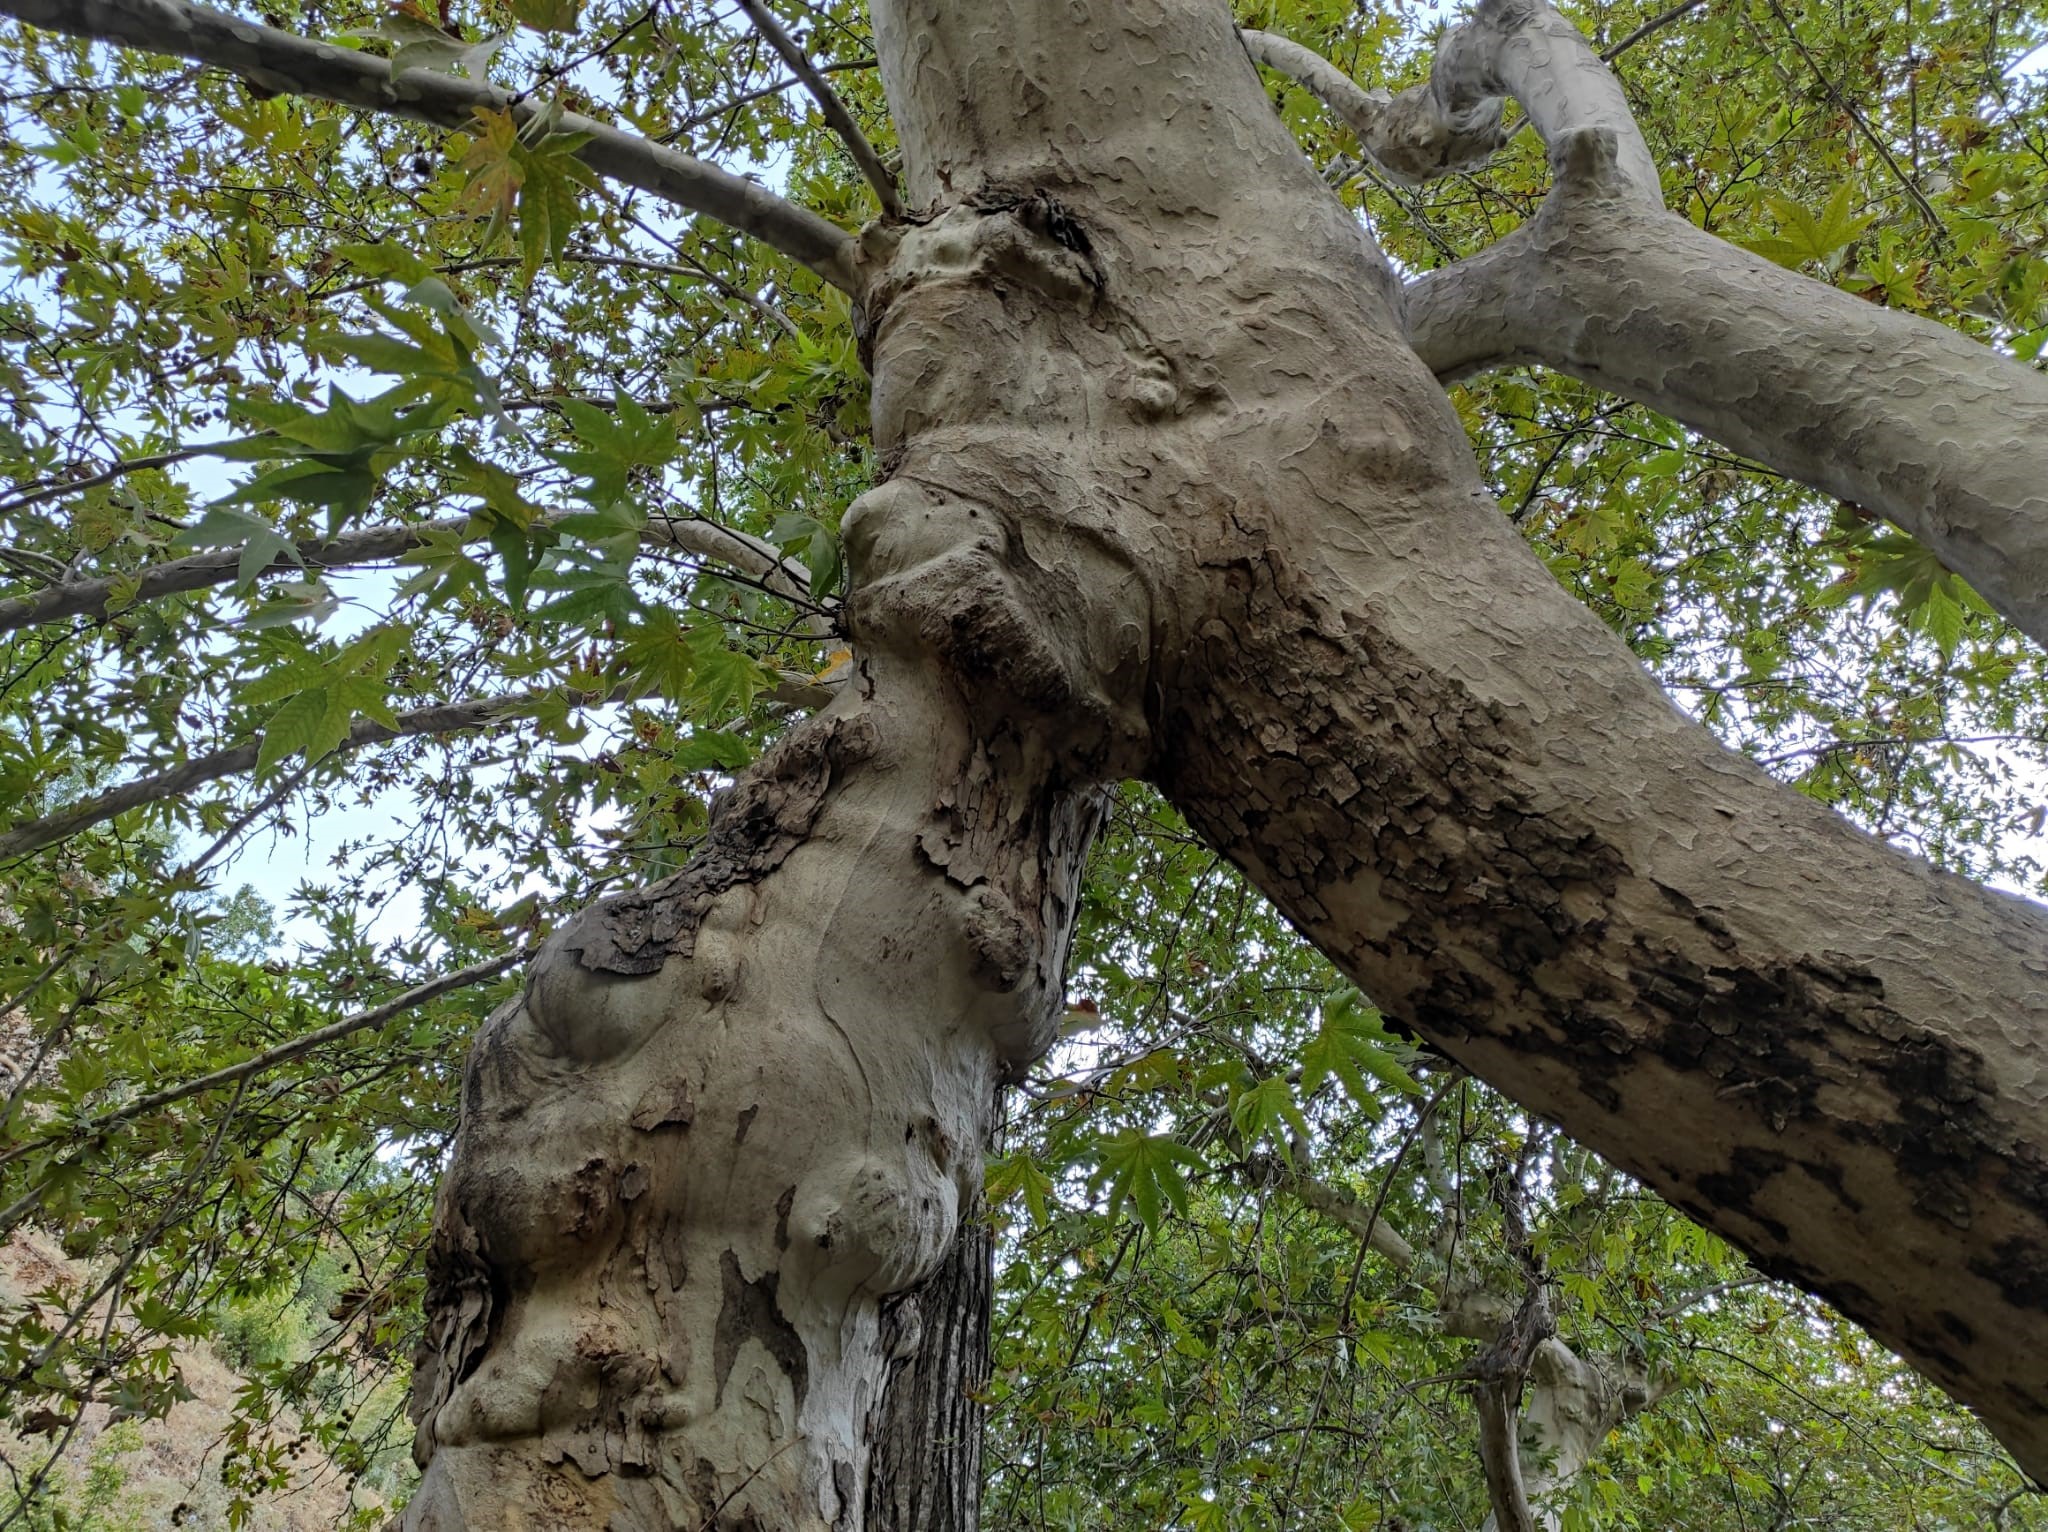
[
  {"x1": 227, "y1": 0, "x2": 2047, "y2": 1516},
  {"x1": 403, "y1": 168, "x2": 1155, "y2": 1525}
]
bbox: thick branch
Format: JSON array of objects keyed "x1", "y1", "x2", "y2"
[
  {"x1": 1473, "y1": 1382, "x2": 1540, "y2": 1532},
  {"x1": 1286, "y1": 1160, "x2": 1420, "y2": 1265},
  {"x1": 1244, "y1": 0, "x2": 1659, "y2": 196},
  {"x1": 0, "y1": 0, "x2": 861, "y2": 292},
  {"x1": 0, "y1": 509, "x2": 824, "y2": 634},
  {"x1": 1240, "y1": 27, "x2": 1508, "y2": 187},
  {"x1": 1406, "y1": 131, "x2": 2048, "y2": 650},
  {"x1": 730, "y1": 0, "x2": 902, "y2": 218},
  {"x1": 0, "y1": 515, "x2": 469, "y2": 633},
  {"x1": 1383, "y1": 0, "x2": 2048, "y2": 647}
]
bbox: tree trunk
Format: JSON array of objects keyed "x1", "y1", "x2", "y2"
[
  {"x1": 864, "y1": 1208, "x2": 990, "y2": 1532},
  {"x1": 402, "y1": 540, "x2": 1143, "y2": 1526},
  {"x1": 390, "y1": 0, "x2": 2048, "y2": 1520}
]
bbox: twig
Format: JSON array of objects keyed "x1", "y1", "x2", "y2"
[
  {"x1": 729, "y1": 0, "x2": 902, "y2": 216},
  {"x1": 1759, "y1": 0, "x2": 1948, "y2": 242},
  {"x1": 0, "y1": 445, "x2": 208, "y2": 519},
  {"x1": 1600, "y1": 0, "x2": 1710, "y2": 62},
  {"x1": 0, "y1": 948, "x2": 529, "y2": 1182}
]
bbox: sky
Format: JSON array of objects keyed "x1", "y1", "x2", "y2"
[{"x1": 17, "y1": 2, "x2": 2047, "y2": 957}]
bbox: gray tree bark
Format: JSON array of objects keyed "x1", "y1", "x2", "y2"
[{"x1": 11, "y1": 0, "x2": 2048, "y2": 1525}]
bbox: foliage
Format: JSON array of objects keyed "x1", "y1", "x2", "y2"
[{"x1": 0, "y1": 0, "x2": 2040, "y2": 1525}]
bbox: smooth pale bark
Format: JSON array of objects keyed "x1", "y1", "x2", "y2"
[
  {"x1": 1475, "y1": 1341, "x2": 1664, "y2": 1532},
  {"x1": 1395, "y1": 0, "x2": 2048, "y2": 649}
]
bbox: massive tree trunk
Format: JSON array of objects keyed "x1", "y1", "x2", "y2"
[
  {"x1": 14, "y1": 0, "x2": 2048, "y2": 1524},
  {"x1": 403, "y1": 0, "x2": 2048, "y2": 1520}
]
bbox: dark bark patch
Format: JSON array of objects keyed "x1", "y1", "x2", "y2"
[
  {"x1": 714, "y1": 1249, "x2": 809, "y2": 1411},
  {"x1": 736, "y1": 1105, "x2": 758, "y2": 1144},
  {"x1": 774, "y1": 1185, "x2": 796, "y2": 1251},
  {"x1": 1969, "y1": 1236, "x2": 2048, "y2": 1312},
  {"x1": 562, "y1": 1157, "x2": 615, "y2": 1240},
  {"x1": 1695, "y1": 1147, "x2": 1792, "y2": 1246},
  {"x1": 560, "y1": 715, "x2": 875, "y2": 978}
]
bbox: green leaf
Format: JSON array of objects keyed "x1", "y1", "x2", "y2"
[
  {"x1": 683, "y1": 626, "x2": 770, "y2": 720},
  {"x1": 1098, "y1": 1131, "x2": 1203, "y2": 1232},
  {"x1": 1300, "y1": 991, "x2": 1419, "y2": 1114},
  {"x1": 987, "y1": 1152, "x2": 1057, "y2": 1227},
  {"x1": 615, "y1": 609, "x2": 696, "y2": 701},
  {"x1": 487, "y1": 511, "x2": 536, "y2": 609},
  {"x1": 1743, "y1": 184, "x2": 1875, "y2": 267},
  {"x1": 509, "y1": 0, "x2": 583, "y2": 32},
  {"x1": 254, "y1": 688, "x2": 344, "y2": 776},
  {"x1": 170, "y1": 506, "x2": 304, "y2": 590},
  {"x1": 1231, "y1": 1075, "x2": 1310, "y2": 1153}
]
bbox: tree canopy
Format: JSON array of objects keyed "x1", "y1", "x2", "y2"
[{"x1": 0, "y1": 0, "x2": 2043, "y2": 1525}]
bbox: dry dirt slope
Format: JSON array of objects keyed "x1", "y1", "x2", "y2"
[{"x1": 1, "y1": 1228, "x2": 384, "y2": 1531}]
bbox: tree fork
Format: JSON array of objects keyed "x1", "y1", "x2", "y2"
[
  {"x1": 18, "y1": 0, "x2": 2048, "y2": 1514},
  {"x1": 403, "y1": 188, "x2": 1156, "y2": 1524}
]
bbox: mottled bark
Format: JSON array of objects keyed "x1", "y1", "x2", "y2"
[
  {"x1": 1398, "y1": 0, "x2": 2048, "y2": 649},
  {"x1": 26, "y1": 0, "x2": 2048, "y2": 1518},
  {"x1": 402, "y1": 168, "x2": 1156, "y2": 1528},
  {"x1": 452, "y1": 0, "x2": 2048, "y2": 1506}
]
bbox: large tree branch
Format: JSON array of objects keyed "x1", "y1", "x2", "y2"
[
  {"x1": 0, "y1": 508, "x2": 825, "y2": 634},
  {"x1": 1391, "y1": 0, "x2": 2048, "y2": 649},
  {"x1": 1243, "y1": 0, "x2": 1659, "y2": 196},
  {"x1": 1473, "y1": 1381, "x2": 1541, "y2": 1532},
  {"x1": 0, "y1": 0, "x2": 862, "y2": 292}
]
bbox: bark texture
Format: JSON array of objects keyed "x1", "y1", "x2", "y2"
[
  {"x1": 868, "y1": 0, "x2": 2048, "y2": 1482},
  {"x1": 401, "y1": 114, "x2": 1158, "y2": 1524},
  {"x1": 1398, "y1": 0, "x2": 2048, "y2": 650},
  {"x1": 29, "y1": 0, "x2": 2032, "y2": 1518}
]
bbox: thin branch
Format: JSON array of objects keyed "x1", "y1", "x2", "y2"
[
  {"x1": 729, "y1": 0, "x2": 901, "y2": 217},
  {"x1": 0, "y1": 948, "x2": 528, "y2": 1182},
  {"x1": 0, "y1": 655, "x2": 837, "y2": 859},
  {"x1": 0, "y1": 446, "x2": 209, "y2": 519},
  {"x1": 1758, "y1": 732, "x2": 2046, "y2": 767},
  {"x1": 1758, "y1": 0, "x2": 1948, "y2": 242},
  {"x1": 0, "y1": 515, "x2": 472, "y2": 633},
  {"x1": 319, "y1": 250, "x2": 802, "y2": 336},
  {"x1": 1600, "y1": 0, "x2": 1709, "y2": 61},
  {"x1": 666, "y1": 56, "x2": 876, "y2": 140},
  {"x1": 0, "y1": 506, "x2": 826, "y2": 635},
  {"x1": 0, "y1": 0, "x2": 861, "y2": 292},
  {"x1": 0, "y1": 688, "x2": 572, "y2": 860}
]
